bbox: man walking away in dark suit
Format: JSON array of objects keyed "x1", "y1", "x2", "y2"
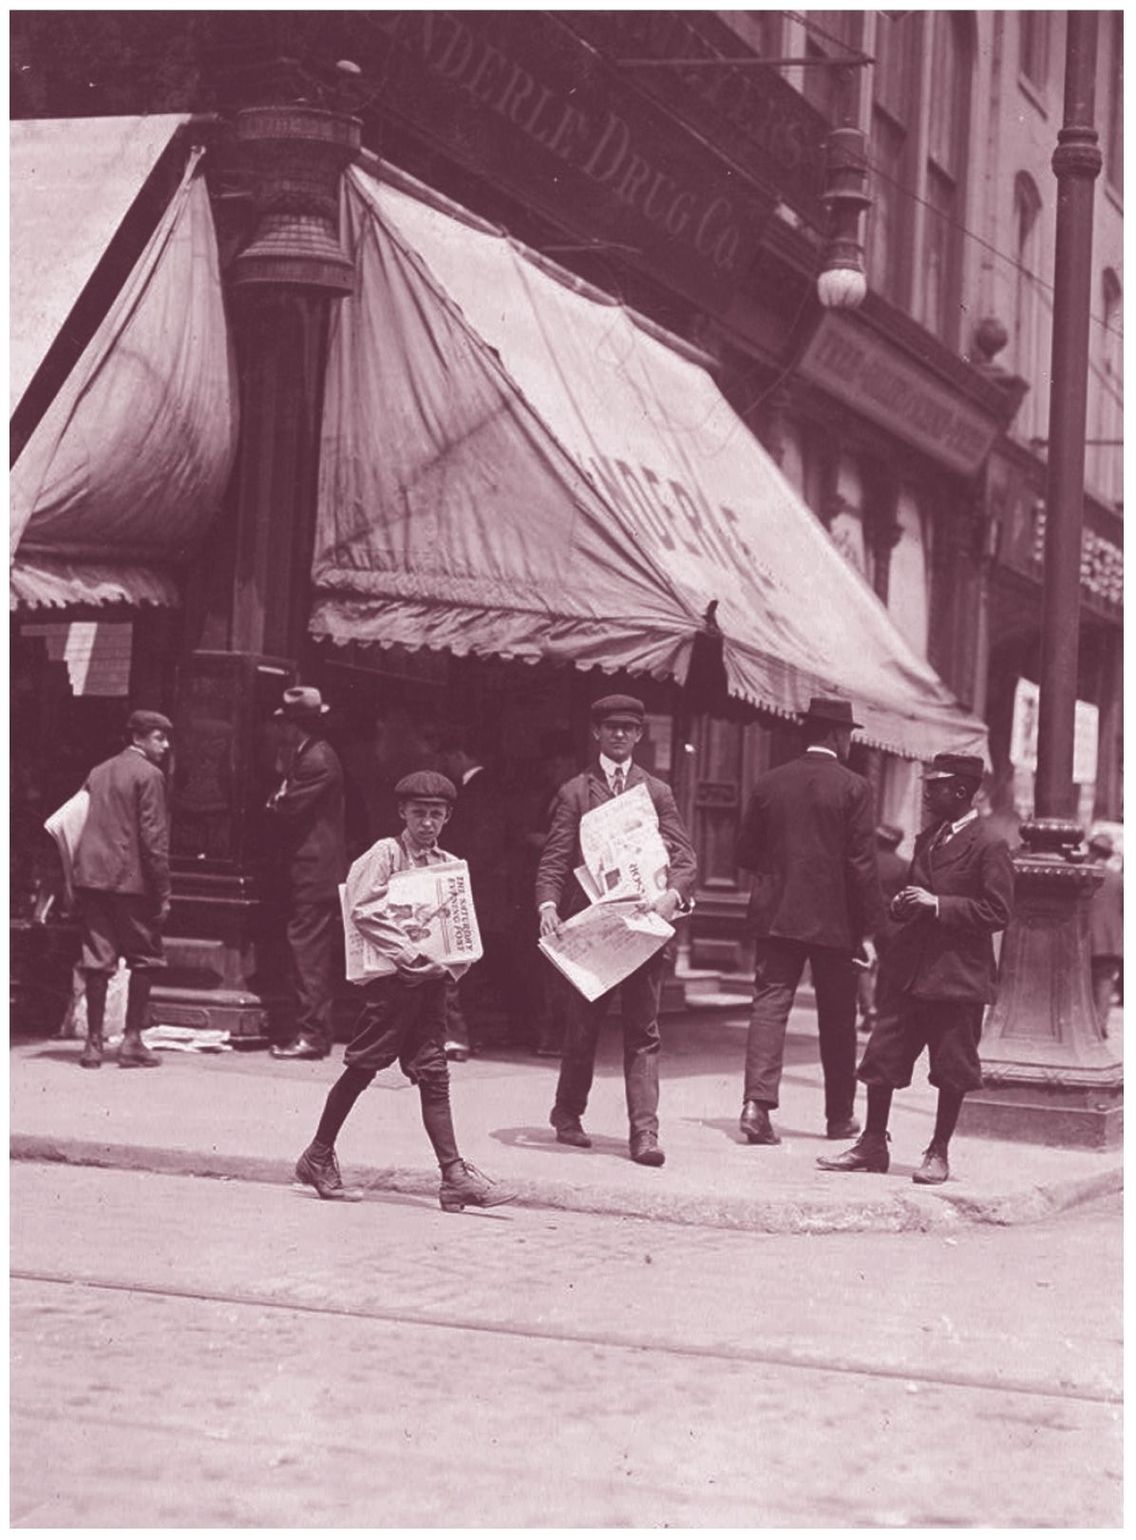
[
  {"x1": 268, "y1": 687, "x2": 347, "y2": 1061},
  {"x1": 72, "y1": 709, "x2": 173, "y2": 1069},
  {"x1": 736, "y1": 696, "x2": 885, "y2": 1146},
  {"x1": 537, "y1": 694, "x2": 698, "y2": 1168},
  {"x1": 819, "y1": 752, "x2": 1014, "y2": 1185}
]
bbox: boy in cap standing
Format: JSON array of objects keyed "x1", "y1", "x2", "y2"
[
  {"x1": 293, "y1": 771, "x2": 515, "y2": 1212},
  {"x1": 267, "y1": 686, "x2": 347, "y2": 1061},
  {"x1": 71, "y1": 708, "x2": 173, "y2": 1068},
  {"x1": 819, "y1": 752, "x2": 1013, "y2": 1185},
  {"x1": 536, "y1": 694, "x2": 697, "y2": 1167}
]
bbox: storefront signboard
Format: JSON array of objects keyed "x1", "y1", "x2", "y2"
[
  {"x1": 362, "y1": 10, "x2": 775, "y2": 324},
  {"x1": 1010, "y1": 676, "x2": 1099, "y2": 785},
  {"x1": 991, "y1": 453, "x2": 1123, "y2": 617},
  {"x1": 797, "y1": 313, "x2": 1000, "y2": 476}
]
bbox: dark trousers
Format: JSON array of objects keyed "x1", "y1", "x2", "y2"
[
  {"x1": 553, "y1": 951, "x2": 664, "y2": 1138},
  {"x1": 744, "y1": 937, "x2": 858, "y2": 1123},
  {"x1": 287, "y1": 897, "x2": 340, "y2": 1052}
]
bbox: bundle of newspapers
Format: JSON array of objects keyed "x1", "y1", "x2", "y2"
[
  {"x1": 540, "y1": 783, "x2": 675, "y2": 1002},
  {"x1": 342, "y1": 859, "x2": 482, "y2": 984}
]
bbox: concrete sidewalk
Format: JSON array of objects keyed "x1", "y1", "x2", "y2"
[{"x1": 10, "y1": 1002, "x2": 1122, "y2": 1235}]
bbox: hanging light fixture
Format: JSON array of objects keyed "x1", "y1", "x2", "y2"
[{"x1": 817, "y1": 126, "x2": 871, "y2": 309}]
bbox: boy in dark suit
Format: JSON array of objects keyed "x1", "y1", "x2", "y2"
[
  {"x1": 736, "y1": 696, "x2": 886, "y2": 1145},
  {"x1": 819, "y1": 753, "x2": 1014, "y2": 1185},
  {"x1": 536, "y1": 694, "x2": 697, "y2": 1168},
  {"x1": 267, "y1": 687, "x2": 347, "y2": 1061},
  {"x1": 72, "y1": 709, "x2": 173, "y2": 1069}
]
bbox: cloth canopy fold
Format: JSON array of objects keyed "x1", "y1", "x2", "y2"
[{"x1": 312, "y1": 164, "x2": 987, "y2": 761}]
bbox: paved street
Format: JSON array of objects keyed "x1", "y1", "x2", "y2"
[{"x1": 11, "y1": 1163, "x2": 1121, "y2": 1528}]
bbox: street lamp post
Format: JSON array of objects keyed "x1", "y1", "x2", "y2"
[{"x1": 958, "y1": 12, "x2": 1121, "y2": 1148}]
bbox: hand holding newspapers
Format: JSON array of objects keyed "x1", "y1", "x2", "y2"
[
  {"x1": 341, "y1": 857, "x2": 482, "y2": 984},
  {"x1": 540, "y1": 783, "x2": 676, "y2": 1001}
]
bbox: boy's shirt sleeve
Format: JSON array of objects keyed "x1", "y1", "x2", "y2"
[{"x1": 345, "y1": 838, "x2": 421, "y2": 968}]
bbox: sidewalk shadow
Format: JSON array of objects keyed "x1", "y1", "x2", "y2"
[{"x1": 491, "y1": 1125, "x2": 630, "y2": 1158}]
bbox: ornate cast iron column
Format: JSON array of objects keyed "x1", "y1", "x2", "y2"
[{"x1": 959, "y1": 12, "x2": 1120, "y2": 1148}]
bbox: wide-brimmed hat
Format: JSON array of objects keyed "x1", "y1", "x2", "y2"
[
  {"x1": 394, "y1": 770, "x2": 457, "y2": 803},
  {"x1": 924, "y1": 752, "x2": 985, "y2": 783},
  {"x1": 274, "y1": 686, "x2": 329, "y2": 721},
  {"x1": 801, "y1": 696, "x2": 862, "y2": 730},
  {"x1": 591, "y1": 693, "x2": 645, "y2": 723},
  {"x1": 127, "y1": 709, "x2": 173, "y2": 736}
]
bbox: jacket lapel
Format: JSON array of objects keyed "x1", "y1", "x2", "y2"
[{"x1": 930, "y1": 817, "x2": 981, "y2": 876}]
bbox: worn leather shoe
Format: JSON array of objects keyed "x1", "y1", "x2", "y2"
[
  {"x1": 550, "y1": 1109, "x2": 592, "y2": 1148},
  {"x1": 816, "y1": 1132, "x2": 890, "y2": 1173},
  {"x1": 295, "y1": 1144, "x2": 362, "y2": 1201},
  {"x1": 78, "y1": 1036, "x2": 103, "y2": 1070},
  {"x1": 117, "y1": 1037, "x2": 161, "y2": 1068},
  {"x1": 912, "y1": 1144, "x2": 950, "y2": 1185},
  {"x1": 826, "y1": 1117, "x2": 862, "y2": 1140},
  {"x1": 630, "y1": 1132, "x2": 666, "y2": 1167},
  {"x1": 271, "y1": 1037, "x2": 329, "y2": 1061},
  {"x1": 739, "y1": 1101, "x2": 780, "y2": 1145},
  {"x1": 439, "y1": 1161, "x2": 517, "y2": 1212}
]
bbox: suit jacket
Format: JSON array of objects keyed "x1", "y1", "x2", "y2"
[
  {"x1": 883, "y1": 816, "x2": 1014, "y2": 1003},
  {"x1": 73, "y1": 747, "x2": 171, "y2": 905},
  {"x1": 444, "y1": 766, "x2": 514, "y2": 933},
  {"x1": 535, "y1": 761, "x2": 697, "y2": 919},
  {"x1": 736, "y1": 751, "x2": 884, "y2": 951},
  {"x1": 1089, "y1": 863, "x2": 1123, "y2": 959},
  {"x1": 268, "y1": 735, "x2": 347, "y2": 904}
]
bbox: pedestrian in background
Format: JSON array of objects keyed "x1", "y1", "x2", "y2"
[
  {"x1": 536, "y1": 694, "x2": 697, "y2": 1168},
  {"x1": 819, "y1": 753, "x2": 1013, "y2": 1186},
  {"x1": 1087, "y1": 831, "x2": 1122, "y2": 1036},
  {"x1": 267, "y1": 686, "x2": 346, "y2": 1061},
  {"x1": 71, "y1": 709, "x2": 173, "y2": 1069},
  {"x1": 293, "y1": 771, "x2": 515, "y2": 1212},
  {"x1": 857, "y1": 823, "x2": 908, "y2": 1035},
  {"x1": 735, "y1": 697, "x2": 885, "y2": 1146}
]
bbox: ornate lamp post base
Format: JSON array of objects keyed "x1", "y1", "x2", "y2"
[{"x1": 958, "y1": 818, "x2": 1122, "y2": 1149}]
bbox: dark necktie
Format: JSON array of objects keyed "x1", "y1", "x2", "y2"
[
  {"x1": 931, "y1": 821, "x2": 952, "y2": 853},
  {"x1": 611, "y1": 767, "x2": 625, "y2": 797}
]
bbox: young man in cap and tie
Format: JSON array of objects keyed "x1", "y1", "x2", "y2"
[
  {"x1": 536, "y1": 694, "x2": 697, "y2": 1167},
  {"x1": 819, "y1": 752, "x2": 1013, "y2": 1185},
  {"x1": 71, "y1": 708, "x2": 174, "y2": 1068},
  {"x1": 267, "y1": 686, "x2": 347, "y2": 1061},
  {"x1": 736, "y1": 696, "x2": 886, "y2": 1145}
]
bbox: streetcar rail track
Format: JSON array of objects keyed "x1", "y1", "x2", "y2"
[{"x1": 12, "y1": 1266, "x2": 1119, "y2": 1407}]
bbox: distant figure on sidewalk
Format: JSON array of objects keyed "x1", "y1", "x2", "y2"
[
  {"x1": 819, "y1": 753, "x2": 1013, "y2": 1186},
  {"x1": 735, "y1": 697, "x2": 885, "y2": 1146},
  {"x1": 1087, "y1": 831, "x2": 1123, "y2": 1036},
  {"x1": 293, "y1": 771, "x2": 516, "y2": 1212},
  {"x1": 537, "y1": 694, "x2": 697, "y2": 1168},
  {"x1": 72, "y1": 709, "x2": 173, "y2": 1069},
  {"x1": 857, "y1": 823, "x2": 908, "y2": 1034},
  {"x1": 267, "y1": 687, "x2": 346, "y2": 1061}
]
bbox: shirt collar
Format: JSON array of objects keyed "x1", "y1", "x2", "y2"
[
  {"x1": 400, "y1": 830, "x2": 439, "y2": 865},
  {"x1": 805, "y1": 746, "x2": 838, "y2": 760},
  {"x1": 949, "y1": 808, "x2": 979, "y2": 836},
  {"x1": 599, "y1": 753, "x2": 633, "y2": 785}
]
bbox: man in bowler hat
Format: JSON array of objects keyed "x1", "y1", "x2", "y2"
[
  {"x1": 819, "y1": 752, "x2": 1013, "y2": 1184},
  {"x1": 268, "y1": 686, "x2": 347, "y2": 1060},
  {"x1": 72, "y1": 708, "x2": 173, "y2": 1068},
  {"x1": 536, "y1": 694, "x2": 697, "y2": 1166},
  {"x1": 736, "y1": 696, "x2": 885, "y2": 1145}
]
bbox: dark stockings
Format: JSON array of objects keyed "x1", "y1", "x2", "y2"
[
  {"x1": 932, "y1": 1088, "x2": 964, "y2": 1150},
  {"x1": 865, "y1": 1084, "x2": 893, "y2": 1136},
  {"x1": 313, "y1": 1064, "x2": 462, "y2": 1172}
]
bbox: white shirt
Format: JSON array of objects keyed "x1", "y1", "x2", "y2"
[
  {"x1": 804, "y1": 746, "x2": 838, "y2": 760},
  {"x1": 599, "y1": 753, "x2": 633, "y2": 794}
]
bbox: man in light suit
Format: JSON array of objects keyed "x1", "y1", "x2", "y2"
[
  {"x1": 819, "y1": 752, "x2": 1014, "y2": 1185},
  {"x1": 268, "y1": 686, "x2": 347, "y2": 1061},
  {"x1": 72, "y1": 709, "x2": 173, "y2": 1068},
  {"x1": 736, "y1": 696, "x2": 885, "y2": 1145},
  {"x1": 536, "y1": 694, "x2": 697, "y2": 1167}
]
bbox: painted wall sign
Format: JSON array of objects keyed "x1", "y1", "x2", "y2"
[
  {"x1": 362, "y1": 10, "x2": 776, "y2": 321},
  {"x1": 797, "y1": 313, "x2": 1000, "y2": 476}
]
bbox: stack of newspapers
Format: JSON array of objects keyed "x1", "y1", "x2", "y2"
[{"x1": 540, "y1": 783, "x2": 675, "y2": 1001}]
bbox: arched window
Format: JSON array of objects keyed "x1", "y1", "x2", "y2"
[{"x1": 1012, "y1": 172, "x2": 1045, "y2": 439}]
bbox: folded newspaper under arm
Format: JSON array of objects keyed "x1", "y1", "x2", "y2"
[
  {"x1": 539, "y1": 900, "x2": 674, "y2": 1002},
  {"x1": 43, "y1": 787, "x2": 90, "y2": 902},
  {"x1": 341, "y1": 859, "x2": 482, "y2": 984},
  {"x1": 578, "y1": 782, "x2": 671, "y2": 904}
]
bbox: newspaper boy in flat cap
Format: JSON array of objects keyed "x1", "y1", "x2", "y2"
[
  {"x1": 293, "y1": 771, "x2": 515, "y2": 1212},
  {"x1": 819, "y1": 753, "x2": 1013, "y2": 1186}
]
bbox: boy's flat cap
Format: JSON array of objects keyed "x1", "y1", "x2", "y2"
[
  {"x1": 394, "y1": 770, "x2": 457, "y2": 802},
  {"x1": 590, "y1": 694, "x2": 645, "y2": 721}
]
